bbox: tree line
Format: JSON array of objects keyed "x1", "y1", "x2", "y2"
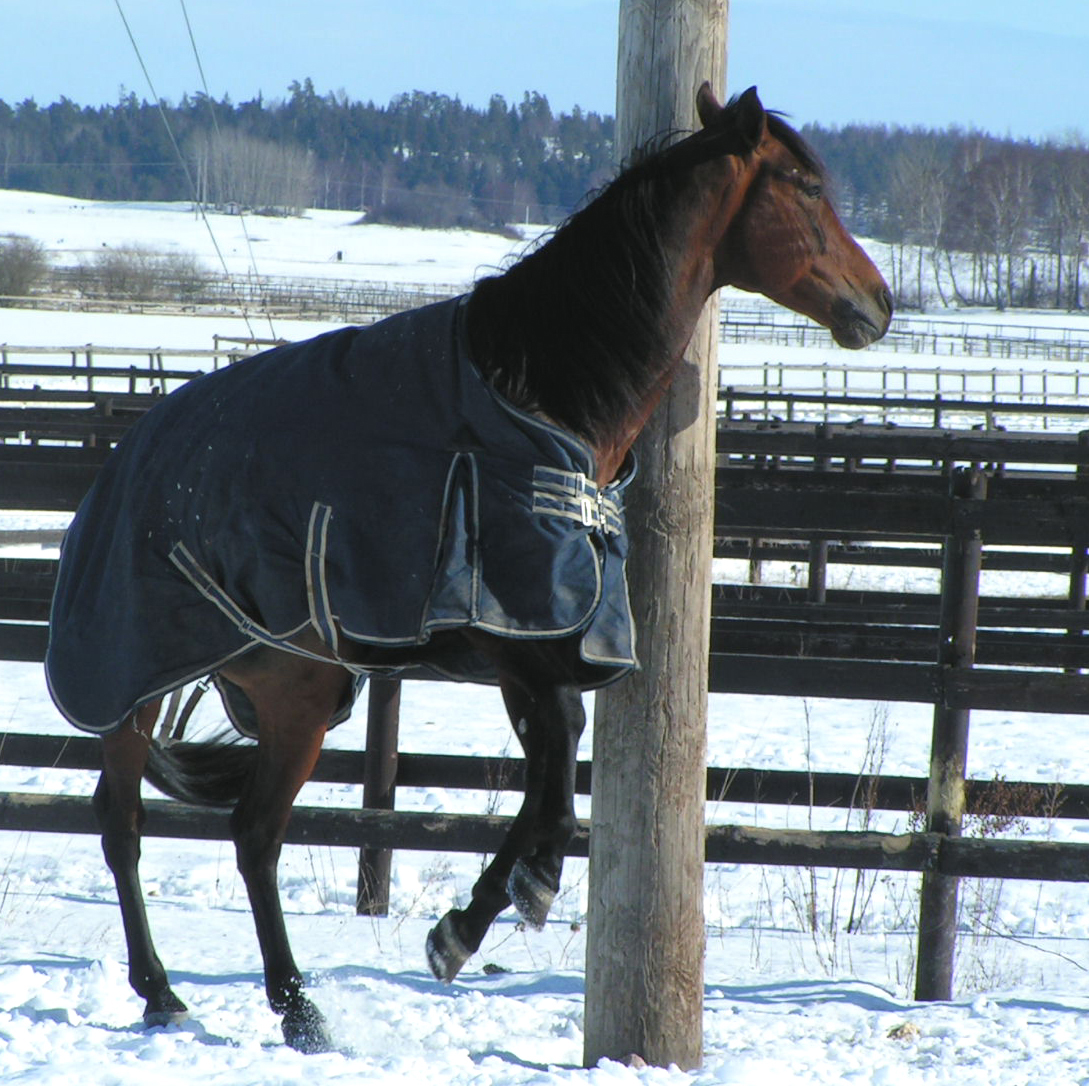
[
  {"x1": 802, "y1": 122, "x2": 1089, "y2": 311},
  {"x1": 0, "y1": 79, "x2": 614, "y2": 230},
  {"x1": 2, "y1": 79, "x2": 1087, "y2": 309}
]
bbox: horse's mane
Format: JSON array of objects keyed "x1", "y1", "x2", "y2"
[{"x1": 467, "y1": 98, "x2": 821, "y2": 448}]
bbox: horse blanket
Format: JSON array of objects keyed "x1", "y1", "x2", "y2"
[{"x1": 46, "y1": 296, "x2": 637, "y2": 735}]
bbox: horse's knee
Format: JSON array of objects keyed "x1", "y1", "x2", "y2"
[
  {"x1": 555, "y1": 685, "x2": 586, "y2": 732},
  {"x1": 549, "y1": 809, "x2": 578, "y2": 855}
]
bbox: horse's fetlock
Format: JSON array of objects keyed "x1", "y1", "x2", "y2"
[
  {"x1": 553, "y1": 810, "x2": 578, "y2": 848},
  {"x1": 269, "y1": 981, "x2": 304, "y2": 1015}
]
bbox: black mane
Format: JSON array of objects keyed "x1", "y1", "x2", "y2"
[{"x1": 467, "y1": 98, "x2": 819, "y2": 449}]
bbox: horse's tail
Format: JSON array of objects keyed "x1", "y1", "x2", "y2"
[{"x1": 144, "y1": 733, "x2": 255, "y2": 808}]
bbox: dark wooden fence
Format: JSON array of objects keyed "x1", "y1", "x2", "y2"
[{"x1": 5, "y1": 357, "x2": 1089, "y2": 997}]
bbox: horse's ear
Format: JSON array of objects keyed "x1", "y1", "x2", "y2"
[
  {"x1": 696, "y1": 81, "x2": 723, "y2": 129},
  {"x1": 733, "y1": 86, "x2": 766, "y2": 151}
]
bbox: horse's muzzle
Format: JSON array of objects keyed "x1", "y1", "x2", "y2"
[{"x1": 831, "y1": 288, "x2": 893, "y2": 350}]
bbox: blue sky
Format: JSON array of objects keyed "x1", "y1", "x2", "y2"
[{"x1": 1, "y1": 0, "x2": 1086, "y2": 140}]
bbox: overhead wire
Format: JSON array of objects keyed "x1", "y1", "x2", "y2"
[
  {"x1": 112, "y1": 0, "x2": 265, "y2": 340},
  {"x1": 178, "y1": 0, "x2": 276, "y2": 339}
]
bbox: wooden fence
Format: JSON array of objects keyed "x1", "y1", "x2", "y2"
[
  {"x1": 720, "y1": 303, "x2": 1089, "y2": 363},
  {"x1": 5, "y1": 356, "x2": 1089, "y2": 997},
  {"x1": 10, "y1": 269, "x2": 1089, "y2": 363},
  {"x1": 720, "y1": 386, "x2": 1089, "y2": 432},
  {"x1": 5, "y1": 342, "x2": 1089, "y2": 436},
  {"x1": 9, "y1": 273, "x2": 467, "y2": 326}
]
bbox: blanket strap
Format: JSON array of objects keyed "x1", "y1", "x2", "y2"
[
  {"x1": 305, "y1": 503, "x2": 339, "y2": 655},
  {"x1": 531, "y1": 466, "x2": 624, "y2": 536}
]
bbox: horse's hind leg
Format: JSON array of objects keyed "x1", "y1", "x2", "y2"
[
  {"x1": 221, "y1": 653, "x2": 349, "y2": 1053},
  {"x1": 96, "y1": 700, "x2": 188, "y2": 1026},
  {"x1": 427, "y1": 677, "x2": 584, "y2": 982}
]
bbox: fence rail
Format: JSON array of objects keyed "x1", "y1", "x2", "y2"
[
  {"x1": 721, "y1": 303, "x2": 1089, "y2": 362},
  {"x1": 1, "y1": 736, "x2": 1086, "y2": 881}
]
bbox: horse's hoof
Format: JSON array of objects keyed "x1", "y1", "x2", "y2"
[
  {"x1": 507, "y1": 858, "x2": 556, "y2": 931},
  {"x1": 426, "y1": 912, "x2": 471, "y2": 983},
  {"x1": 143, "y1": 989, "x2": 189, "y2": 1027},
  {"x1": 282, "y1": 997, "x2": 334, "y2": 1054}
]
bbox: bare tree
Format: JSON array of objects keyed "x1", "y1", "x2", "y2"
[
  {"x1": 973, "y1": 149, "x2": 1035, "y2": 308},
  {"x1": 0, "y1": 234, "x2": 49, "y2": 296},
  {"x1": 189, "y1": 131, "x2": 315, "y2": 216},
  {"x1": 1044, "y1": 144, "x2": 1089, "y2": 309},
  {"x1": 888, "y1": 147, "x2": 952, "y2": 308}
]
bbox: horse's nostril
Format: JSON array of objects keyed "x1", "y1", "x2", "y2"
[{"x1": 880, "y1": 287, "x2": 893, "y2": 317}]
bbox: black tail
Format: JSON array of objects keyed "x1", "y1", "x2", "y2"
[{"x1": 144, "y1": 733, "x2": 256, "y2": 808}]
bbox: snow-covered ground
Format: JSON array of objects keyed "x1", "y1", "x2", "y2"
[
  {"x1": 5, "y1": 192, "x2": 1089, "y2": 1083},
  {"x1": 0, "y1": 188, "x2": 530, "y2": 287}
]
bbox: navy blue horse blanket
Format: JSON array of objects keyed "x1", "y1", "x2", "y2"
[{"x1": 46, "y1": 297, "x2": 636, "y2": 735}]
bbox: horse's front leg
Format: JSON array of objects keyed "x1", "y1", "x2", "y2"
[
  {"x1": 503, "y1": 682, "x2": 585, "y2": 930},
  {"x1": 427, "y1": 678, "x2": 584, "y2": 982},
  {"x1": 97, "y1": 700, "x2": 189, "y2": 1026}
]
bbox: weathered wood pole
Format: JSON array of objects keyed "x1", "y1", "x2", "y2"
[
  {"x1": 356, "y1": 677, "x2": 401, "y2": 915},
  {"x1": 583, "y1": 0, "x2": 727, "y2": 1070},
  {"x1": 915, "y1": 467, "x2": 985, "y2": 1000}
]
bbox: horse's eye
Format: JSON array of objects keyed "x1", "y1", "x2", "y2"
[{"x1": 803, "y1": 183, "x2": 822, "y2": 200}]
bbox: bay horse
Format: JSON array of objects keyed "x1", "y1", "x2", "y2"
[{"x1": 45, "y1": 85, "x2": 890, "y2": 1053}]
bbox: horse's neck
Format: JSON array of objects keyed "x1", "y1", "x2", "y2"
[
  {"x1": 589, "y1": 283, "x2": 709, "y2": 484},
  {"x1": 468, "y1": 166, "x2": 724, "y2": 485}
]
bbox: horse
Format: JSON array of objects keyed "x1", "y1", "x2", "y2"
[{"x1": 44, "y1": 84, "x2": 891, "y2": 1053}]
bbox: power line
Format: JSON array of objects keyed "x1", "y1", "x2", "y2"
[
  {"x1": 113, "y1": 0, "x2": 260, "y2": 339},
  {"x1": 178, "y1": 0, "x2": 274, "y2": 338},
  {"x1": 1, "y1": 161, "x2": 182, "y2": 168}
]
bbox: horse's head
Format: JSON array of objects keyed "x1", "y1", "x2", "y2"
[{"x1": 700, "y1": 85, "x2": 892, "y2": 349}]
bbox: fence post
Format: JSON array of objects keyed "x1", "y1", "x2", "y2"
[
  {"x1": 915, "y1": 466, "x2": 986, "y2": 1000},
  {"x1": 1068, "y1": 433, "x2": 1089, "y2": 673},
  {"x1": 806, "y1": 540, "x2": 828, "y2": 603},
  {"x1": 356, "y1": 677, "x2": 401, "y2": 915},
  {"x1": 1069, "y1": 543, "x2": 1088, "y2": 674},
  {"x1": 807, "y1": 427, "x2": 831, "y2": 602}
]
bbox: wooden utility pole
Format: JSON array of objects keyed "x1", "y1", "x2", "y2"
[{"x1": 583, "y1": 0, "x2": 728, "y2": 1071}]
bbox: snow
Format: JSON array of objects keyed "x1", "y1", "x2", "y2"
[
  {"x1": 0, "y1": 188, "x2": 531, "y2": 287},
  {"x1": 5, "y1": 192, "x2": 1089, "y2": 1082}
]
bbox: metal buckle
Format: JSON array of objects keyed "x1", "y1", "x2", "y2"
[{"x1": 571, "y1": 473, "x2": 595, "y2": 527}]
